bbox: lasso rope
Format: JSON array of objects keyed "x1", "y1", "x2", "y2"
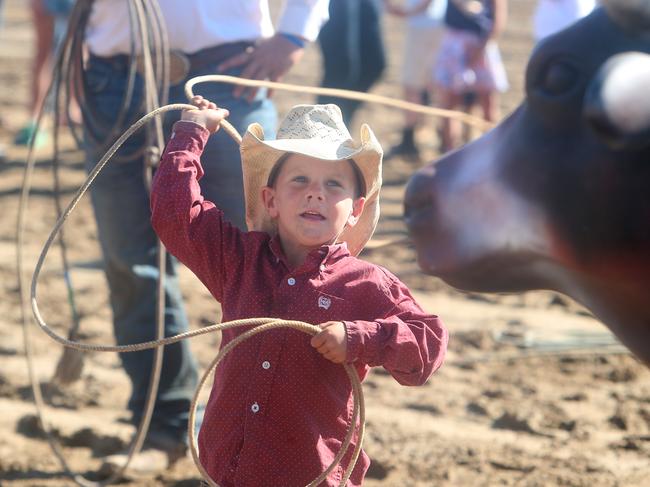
[
  {"x1": 185, "y1": 75, "x2": 493, "y2": 131},
  {"x1": 25, "y1": 46, "x2": 494, "y2": 487},
  {"x1": 29, "y1": 92, "x2": 366, "y2": 486},
  {"x1": 17, "y1": 2, "x2": 176, "y2": 485}
]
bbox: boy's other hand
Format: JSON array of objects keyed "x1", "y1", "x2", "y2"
[
  {"x1": 311, "y1": 321, "x2": 347, "y2": 364},
  {"x1": 182, "y1": 95, "x2": 229, "y2": 134}
]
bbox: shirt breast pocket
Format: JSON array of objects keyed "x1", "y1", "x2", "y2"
[{"x1": 308, "y1": 291, "x2": 348, "y2": 325}]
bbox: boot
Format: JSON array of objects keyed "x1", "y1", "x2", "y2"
[{"x1": 385, "y1": 127, "x2": 420, "y2": 162}]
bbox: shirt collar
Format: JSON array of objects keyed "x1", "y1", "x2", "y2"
[{"x1": 269, "y1": 235, "x2": 351, "y2": 273}]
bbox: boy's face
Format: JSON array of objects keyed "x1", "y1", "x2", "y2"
[{"x1": 261, "y1": 154, "x2": 365, "y2": 254}]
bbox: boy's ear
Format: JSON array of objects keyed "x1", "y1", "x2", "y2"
[
  {"x1": 346, "y1": 197, "x2": 366, "y2": 227},
  {"x1": 261, "y1": 186, "x2": 279, "y2": 219}
]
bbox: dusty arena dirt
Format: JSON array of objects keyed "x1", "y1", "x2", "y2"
[{"x1": 0, "y1": 0, "x2": 649, "y2": 485}]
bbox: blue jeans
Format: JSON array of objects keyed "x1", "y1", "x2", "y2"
[
  {"x1": 42, "y1": 0, "x2": 74, "y2": 16},
  {"x1": 317, "y1": 0, "x2": 386, "y2": 125},
  {"x1": 83, "y1": 54, "x2": 277, "y2": 439}
]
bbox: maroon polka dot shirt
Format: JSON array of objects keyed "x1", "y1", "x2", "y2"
[{"x1": 151, "y1": 122, "x2": 448, "y2": 486}]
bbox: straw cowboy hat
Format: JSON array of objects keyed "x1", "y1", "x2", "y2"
[{"x1": 240, "y1": 104, "x2": 383, "y2": 256}]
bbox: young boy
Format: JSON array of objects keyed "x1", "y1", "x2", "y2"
[{"x1": 151, "y1": 96, "x2": 448, "y2": 486}]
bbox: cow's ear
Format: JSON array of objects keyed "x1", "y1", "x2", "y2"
[{"x1": 584, "y1": 52, "x2": 650, "y2": 150}]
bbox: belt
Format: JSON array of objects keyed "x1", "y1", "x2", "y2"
[{"x1": 89, "y1": 41, "x2": 255, "y2": 86}]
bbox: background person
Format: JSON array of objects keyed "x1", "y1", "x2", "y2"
[
  {"x1": 384, "y1": 0, "x2": 447, "y2": 162},
  {"x1": 316, "y1": 0, "x2": 387, "y2": 125},
  {"x1": 14, "y1": 0, "x2": 76, "y2": 147},
  {"x1": 82, "y1": 0, "x2": 330, "y2": 476},
  {"x1": 434, "y1": 0, "x2": 509, "y2": 152}
]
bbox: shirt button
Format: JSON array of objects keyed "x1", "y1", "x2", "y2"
[
  {"x1": 287, "y1": 277, "x2": 296, "y2": 286},
  {"x1": 262, "y1": 361, "x2": 271, "y2": 370},
  {"x1": 251, "y1": 402, "x2": 260, "y2": 413},
  {"x1": 319, "y1": 264, "x2": 326, "y2": 271}
]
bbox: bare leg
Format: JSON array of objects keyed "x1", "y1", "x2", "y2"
[
  {"x1": 403, "y1": 86, "x2": 424, "y2": 129},
  {"x1": 385, "y1": 85, "x2": 426, "y2": 161},
  {"x1": 478, "y1": 90, "x2": 499, "y2": 124},
  {"x1": 30, "y1": 0, "x2": 55, "y2": 119},
  {"x1": 438, "y1": 87, "x2": 462, "y2": 153}
]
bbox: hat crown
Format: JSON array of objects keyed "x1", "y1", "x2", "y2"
[{"x1": 276, "y1": 104, "x2": 352, "y2": 143}]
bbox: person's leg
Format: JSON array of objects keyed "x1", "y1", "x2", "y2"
[
  {"x1": 434, "y1": 29, "x2": 479, "y2": 152},
  {"x1": 317, "y1": 0, "x2": 357, "y2": 122},
  {"x1": 402, "y1": 86, "x2": 423, "y2": 152},
  {"x1": 351, "y1": 0, "x2": 386, "y2": 119},
  {"x1": 31, "y1": 0, "x2": 54, "y2": 118},
  {"x1": 15, "y1": 0, "x2": 54, "y2": 146},
  {"x1": 403, "y1": 87, "x2": 425, "y2": 128},
  {"x1": 317, "y1": 0, "x2": 386, "y2": 125},
  {"x1": 437, "y1": 86, "x2": 462, "y2": 152},
  {"x1": 385, "y1": 86, "x2": 423, "y2": 161},
  {"x1": 466, "y1": 40, "x2": 507, "y2": 143},
  {"x1": 83, "y1": 57, "x2": 198, "y2": 445},
  {"x1": 50, "y1": 0, "x2": 81, "y2": 125},
  {"x1": 479, "y1": 40, "x2": 508, "y2": 124},
  {"x1": 387, "y1": 23, "x2": 442, "y2": 161},
  {"x1": 0, "y1": 0, "x2": 5, "y2": 161},
  {"x1": 460, "y1": 90, "x2": 478, "y2": 144},
  {"x1": 357, "y1": 0, "x2": 386, "y2": 87},
  {"x1": 478, "y1": 90, "x2": 499, "y2": 123}
]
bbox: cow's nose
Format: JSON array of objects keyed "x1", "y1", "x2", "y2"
[{"x1": 404, "y1": 166, "x2": 435, "y2": 218}]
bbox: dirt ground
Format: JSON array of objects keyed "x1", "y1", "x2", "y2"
[{"x1": 1, "y1": 0, "x2": 649, "y2": 486}]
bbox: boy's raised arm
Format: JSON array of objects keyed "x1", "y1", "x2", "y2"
[{"x1": 150, "y1": 98, "x2": 236, "y2": 301}]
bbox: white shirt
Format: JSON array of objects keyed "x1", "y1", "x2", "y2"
[
  {"x1": 85, "y1": 0, "x2": 330, "y2": 56},
  {"x1": 533, "y1": 0, "x2": 596, "y2": 41}
]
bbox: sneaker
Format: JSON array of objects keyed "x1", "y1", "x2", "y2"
[
  {"x1": 99, "y1": 429, "x2": 188, "y2": 479},
  {"x1": 385, "y1": 140, "x2": 421, "y2": 163},
  {"x1": 145, "y1": 428, "x2": 189, "y2": 461},
  {"x1": 13, "y1": 121, "x2": 48, "y2": 148}
]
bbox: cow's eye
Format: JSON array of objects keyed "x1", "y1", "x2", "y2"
[{"x1": 539, "y1": 62, "x2": 578, "y2": 95}]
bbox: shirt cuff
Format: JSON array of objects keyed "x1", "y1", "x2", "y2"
[
  {"x1": 277, "y1": 0, "x2": 330, "y2": 42},
  {"x1": 167, "y1": 120, "x2": 210, "y2": 153},
  {"x1": 344, "y1": 320, "x2": 380, "y2": 365}
]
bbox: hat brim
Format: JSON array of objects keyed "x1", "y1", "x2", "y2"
[{"x1": 240, "y1": 123, "x2": 383, "y2": 256}]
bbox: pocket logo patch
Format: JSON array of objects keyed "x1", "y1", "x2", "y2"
[{"x1": 318, "y1": 295, "x2": 331, "y2": 310}]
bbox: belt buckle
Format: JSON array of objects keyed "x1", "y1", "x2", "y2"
[{"x1": 136, "y1": 50, "x2": 190, "y2": 86}]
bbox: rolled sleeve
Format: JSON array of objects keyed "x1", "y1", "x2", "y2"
[{"x1": 277, "y1": 0, "x2": 330, "y2": 42}]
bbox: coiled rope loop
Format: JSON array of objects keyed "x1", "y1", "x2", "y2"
[
  {"x1": 29, "y1": 82, "x2": 369, "y2": 487},
  {"x1": 29, "y1": 72, "x2": 494, "y2": 485}
]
